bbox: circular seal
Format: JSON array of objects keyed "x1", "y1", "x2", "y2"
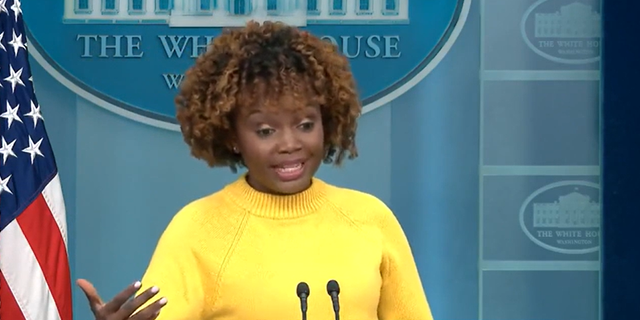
[
  {"x1": 521, "y1": 0, "x2": 601, "y2": 65},
  {"x1": 23, "y1": 0, "x2": 471, "y2": 130},
  {"x1": 519, "y1": 180, "x2": 600, "y2": 255}
]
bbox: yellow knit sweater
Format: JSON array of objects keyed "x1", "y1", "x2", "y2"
[{"x1": 138, "y1": 175, "x2": 433, "y2": 320}]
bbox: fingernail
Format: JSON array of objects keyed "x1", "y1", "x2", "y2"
[
  {"x1": 159, "y1": 297, "x2": 168, "y2": 305},
  {"x1": 151, "y1": 286, "x2": 159, "y2": 293},
  {"x1": 133, "y1": 281, "x2": 141, "y2": 289}
]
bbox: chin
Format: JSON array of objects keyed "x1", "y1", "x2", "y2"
[{"x1": 270, "y1": 178, "x2": 312, "y2": 195}]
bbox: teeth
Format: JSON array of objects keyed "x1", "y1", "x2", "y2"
[{"x1": 276, "y1": 163, "x2": 302, "y2": 172}]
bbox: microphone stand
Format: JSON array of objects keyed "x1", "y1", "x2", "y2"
[
  {"x1": 297, "y1": 282, "x2": 310, "y2": 320},
  {"x1": 326, "y1": 280, "x2": 341, "y2": 320}
]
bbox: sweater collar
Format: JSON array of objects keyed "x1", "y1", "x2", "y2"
[{"x1": 224, "y1": 173, "x2": 330, "y2": 219}]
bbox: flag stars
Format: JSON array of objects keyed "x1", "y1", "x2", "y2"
[
  {"x1": 1, "y1": 101, "x2": 22, "y2": 128},
  {"x1": 0, "y1": 174, "x2": 12, "y2": 195},
  {"x1": 0, "y1": 136, "x2": 17, "y2": 164},
  {"x1": 22, "y1": 136, "x2": 44, "y2": 164},
  {"x1": 25, "y1": 101, "x2": 43, "y2": 128},
  {"x1": 0, "y1": 32, "x2": 5, "y2": 52},
  {"x1": 10, "y1": 0, "x2": 20, "y2": 21},
  {"x1": 4, "y1": 65, "x2": 24, "y2": 92},
  {"x1": 8, "y1": 29, "x2": 25, "y2": 56},
  {"x1": 0, "y1": 0, "x2": 7, "y2": 16}
]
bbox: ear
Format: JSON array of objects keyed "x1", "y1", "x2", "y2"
[
  {"x1": 226, "y1": 134, "x2": 240, "y2": 154},
  {"x1": 230, "y1": 140, "x2": 240, "y2": 154}
]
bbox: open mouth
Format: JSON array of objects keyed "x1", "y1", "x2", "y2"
[{"x1": 273, "y1": 162, "x2": 305, "y2": 181}]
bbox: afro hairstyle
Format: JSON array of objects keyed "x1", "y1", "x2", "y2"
[{"x1": 175, "y1": 20, "x2": 362, "y2": 172}]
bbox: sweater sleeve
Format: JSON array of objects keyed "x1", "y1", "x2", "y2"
[
  {"x1": 377, "y1": 206, "x2": 434, "y2": 320},
  {"x1": 135, "y1": 209, "x2": 211, "y2": 320}
]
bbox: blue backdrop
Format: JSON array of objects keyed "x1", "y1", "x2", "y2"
[{"x1": 27, "y1": 0, "x2": 605, "y2": 319}]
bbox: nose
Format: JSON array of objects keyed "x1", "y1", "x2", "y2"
[{"x1": 278, "y1": 128, "x2": 302, "y2": 154}]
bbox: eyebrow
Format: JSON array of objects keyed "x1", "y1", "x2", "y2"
[
  {"x1": 242, "y1": 109, "x2": 265, "y2": 119},
  {"x1": 244, "y1": 104, "x2": 319, "y2": 119}
]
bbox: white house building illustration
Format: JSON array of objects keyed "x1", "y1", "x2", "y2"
[
  {"x1": 534, "y1": 2, "x2": 601, "y2": 38},
  {"x1": 64, "y1": 0, "x2": 408, "y2": 27},
  {"x1": 532, "y1": 191, "x2": 600, "y2": 228}
]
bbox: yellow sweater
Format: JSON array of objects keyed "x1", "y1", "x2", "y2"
[{"x1": 138, "y1": 175, "x2": 433, "y2": 320}]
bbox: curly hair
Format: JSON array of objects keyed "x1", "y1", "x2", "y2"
[{"x1": 175, "y1": 20, "x2": 361, "y2": 172}]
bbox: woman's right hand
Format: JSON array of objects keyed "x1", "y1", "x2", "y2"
[{"x1": 77, "y1": 279, "x2": 168, "y2": 320}]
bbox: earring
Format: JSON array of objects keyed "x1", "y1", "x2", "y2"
[{"x1": 233, "y1": 146, "x2": 239, "y2": 153}]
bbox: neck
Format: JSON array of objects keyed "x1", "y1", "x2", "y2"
[
  {"x1": 245, "y1": 174, "x2": 312, "y2": 196},
  {"x1": 224, "y1": 173, "x2": 329, "y2": 219}
]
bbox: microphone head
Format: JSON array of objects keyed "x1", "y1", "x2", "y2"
[
  {"x1": 326, "y1": 279, "x2": 340, "y2": 295},
  {"x1": 297, "y1": 282, "x2": 310, "y2": 298}
]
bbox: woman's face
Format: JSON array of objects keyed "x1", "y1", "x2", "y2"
[{"x1": 233, "y1": 92, "x2": 325, "y2": 195}]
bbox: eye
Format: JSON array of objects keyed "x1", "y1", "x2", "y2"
[
  {"x1": 256, "y1": 128, "x2": 275, "y2": 137},
  {"x1": 299, "y1": 121, "x2": 315, "y2": 131}
]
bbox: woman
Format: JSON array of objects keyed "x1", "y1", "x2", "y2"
[{"x1": 77, "y1": 21, "x2": 434, "y2": 320}]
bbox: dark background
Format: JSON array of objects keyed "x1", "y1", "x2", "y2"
[{"x1": 602, "y1": 0, "x2": 640, "y2": 318}]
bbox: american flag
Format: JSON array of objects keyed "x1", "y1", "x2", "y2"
[{"x1": 0, "y1": 0, "x2": 74, "y2": 319}]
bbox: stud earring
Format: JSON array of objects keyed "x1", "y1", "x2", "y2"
[{"x1": 233, "y1": 146, "x2": 239, "y2": 153}]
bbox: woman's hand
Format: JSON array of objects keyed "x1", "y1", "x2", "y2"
[{"x1": 77, "y1": 279, "x2": 167, "y2": 320}]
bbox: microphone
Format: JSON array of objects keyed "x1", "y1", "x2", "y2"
[
  {"x1": 326, "y1": 280, "x2": 341, "y2": 320},
  {"x1": 296, "y1": 282, "x2": 310, "y2": 320}
]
